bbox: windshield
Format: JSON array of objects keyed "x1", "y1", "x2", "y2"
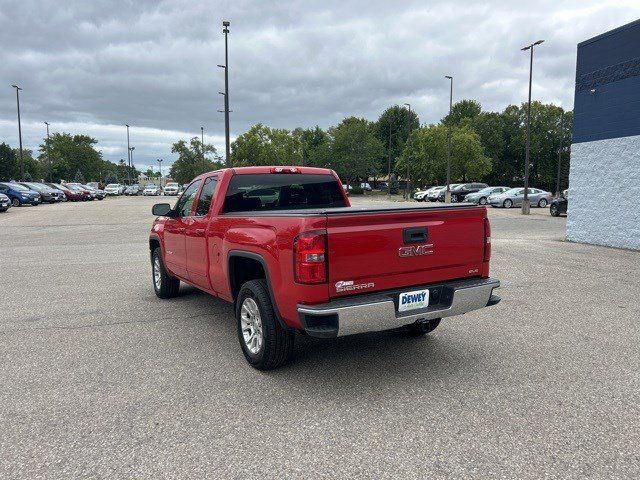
[
  {"x1": 504, "y1": 188, "x2": 522, "y2": 195},
  {"x1": 146, "y1": 184, "x2": 156, "y2": 188},
  {"x1": 9, "y1": 183, "x2": 29, "y2": 191},
  {"x1": 224, "y1": 174, "x2": 347, "y2": 213},
  {"x1": 477, "y1": 187, "x2": 497, "y2": 194},
  {"x1": 24, "y1": 183, "x2": 46, "y2": 191},
  {"x1": 165, "y1": 183, "x2": 178, "y2": 187}
]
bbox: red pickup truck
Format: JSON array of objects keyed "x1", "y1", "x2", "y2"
[{"x1": 149, "y1": 166, "x2": 500, "y2": 369}]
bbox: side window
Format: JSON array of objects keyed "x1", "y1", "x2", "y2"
[
  {"x1": 195, "y1": 177, "x2": 218, "y2": 216},
  {"x1": 175, "y1": 180, "x2": 201, "y2": 217}
]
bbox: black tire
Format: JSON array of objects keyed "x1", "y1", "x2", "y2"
[
  {"x1": 11, "y1": 198, "x2": 20, "y2": 207},
  {"x1": 151, "y1": 247, "x2": 180, "y2": 299},
  {"x1": 538, "y1": 198, "x2": 548, "y2": 208},
  {"x1": 503, "y1": 199, "x2": 513, "y2": 209},
  {"x1": 479, "y1": 197, "x2": 487, "y2": 205},
  {"x1": 550, "y1": 204, "x2": 559, "y2": 217},
  {"x1": 236, "y1": 279, "x2": 294, "y2": 370},
  {"x1": 406, "y1": 318, "x2": 441, "y2": 336}
]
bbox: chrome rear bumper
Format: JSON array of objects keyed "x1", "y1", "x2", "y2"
[{"x1": 297, "y1": 277, "x2": 500, "y2": 338}]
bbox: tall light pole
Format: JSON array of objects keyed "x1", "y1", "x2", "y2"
[
  {"x1": 403, "y1": 103, "x2": 412, "y2": 200},
  {"x1": 218, "y1": 20, "x2": 231, "y2": 166},
  {"x1": 129, "y1": 147, "x2": 135, "y2": 183},
  {"x1": 125, "y1": 124, "x2": 131, "y2": 185},
  {"x1": 11, "y1": 85, "x2": 24, "y2": 181},
  {"x1": 556, "y1": 113, "x2": 563, "y2": 198},
  {"x1": 444, "y1": 75, "x2": 453, "y2": 203},
  {"x1": 201, "y1": 125, "x2": 205, "y2": 172},
  {"x1": 521, "y1": 39, "x2": 544, "y2": 215},
  {"x1": 44, "y1": 122, "x2": 51, "y2": 181},
  {"x1": 157, "y1": 158, "x2": 163, "y2": 188}
]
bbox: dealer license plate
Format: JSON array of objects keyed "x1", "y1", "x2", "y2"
[{"x1": 398, "y1": 289, "x2": 429, "y2": 312}]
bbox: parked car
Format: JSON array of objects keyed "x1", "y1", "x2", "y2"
[
  {"x1": 488, "y1": 187, "x2": 553, "y2": 208},
  {"x1": 19, "y1": 182, "x2": 65, "y2": 203},
  {"x1": 143, "y1": 184, "x2": 160, "y2": 196},
  {"x1": 550, "y1": 189, "x2": 568, "y2": 217},
  {"x1": 434, "y1": 184, "x2": 462, "y2": 202},
  {"x1": 81, "y1": 184, "x2": 106, "y2": 200},
  {"x1": 45, "y1": 183, "x2": 82, "y2": 201},
  {"x1": 463, "y1": 186, "x2": 510, "y2": 205},
  {"x1": 104, "y1": 183, "x2": 122, "y2": 195},
  {"x1": 162, "y1": 182, "x2": 180, "y2": 196},
  {"x1": 149, "y1": 166, "x2": 500, "y2": 369},
  {"x1": 414, "y1": 186, "x2": 440, "y2": 202},
  {"x1": 427, "y1": 186, "x2": 447, "y2": 202},
  {"x1": 86, "y1": 182, "x2": 101, "y2": 190},
  {"x1": 360, "y1": 182, "x2": 372, "y2": 192},
  {"x1": 0, "y1": 182, "x2": 41, "y2": 206},
  {"x1": 124, "y1": 184, "x2": 141, "y2": 195},
  {"x1": 178, "y1": 184, "x2": 187, "y2": 195},
  {"x1": 63, "y1": 183, "x2": 92, "y2": 201},
  {"x1": 0, "y1": 193, "x2": 11, "y2": 212}
]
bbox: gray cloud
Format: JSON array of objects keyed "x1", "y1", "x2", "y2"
[{"x1": 1, "y1": 0, "x2": 638, "y2": 168}]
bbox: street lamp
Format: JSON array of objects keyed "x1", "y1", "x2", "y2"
[
  {"x1": 403, "y1": 103, "x2": 412, "y2": 200},
  {"x1": 521, "y1": 39, "x2": 544, "y2": 215},
  {"x1": 125, "y1": 124, "x2": 131, "y2": 185},
  {"x1": 201, "y1": 125, "x2": 205, "y2": 172},
  {"x1": 218, "y1": 20, "x2": 231, "y2": 167},
  {"x1": 157, "y1": 158, "x2": 164, "y2": 188},
  {"x1": 44, "y1": 122, "x2": 51, "y2": 181},
  {"x1": 444, "y1": 75, "x2": 453, "y2": 203},
  {"x1": 11, "y1": 84, "x2": 24, "y2": 181}
]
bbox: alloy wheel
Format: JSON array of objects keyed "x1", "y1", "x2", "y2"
[
  {"x1": 240, "y1": 297, "x2": 263, "y2": 355},
  {"x1": 153, "y1": 256, "x2": 162, "y2": 290}
]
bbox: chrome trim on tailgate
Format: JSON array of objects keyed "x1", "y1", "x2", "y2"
[{"x1": 297, "y1": 278, "x2": 500, "y2": 337}]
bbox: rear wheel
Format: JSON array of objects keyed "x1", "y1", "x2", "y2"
[
  {"x1": 236, "y1": 279, "x2": 294, "y2": 370},
  {"x1": 503, "y1": 199, "x2": 513, "y2": 209},
  {"x1": 406, "y1": 318, "x2": 441, "y2": 336},
  {"x1": 151, "y1": 247, "x2": 180, "y2": 298},
  {"x1": 538, "y1": 198, "x2": 548, "y2": 208}
]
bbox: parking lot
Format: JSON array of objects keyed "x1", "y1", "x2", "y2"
[{"x1": 1, "y1": 196, "x2": 639, "y2": 479}]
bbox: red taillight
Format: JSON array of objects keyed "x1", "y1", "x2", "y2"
[
  {"x1": 294, "y1": 231, "x2": 327, "y2": 284},
  {"x1": 483, "y1": 217, "x2": 491, "y2": 262}
]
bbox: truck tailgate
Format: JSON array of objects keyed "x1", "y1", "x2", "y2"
[{"x1": 326, "y1": 206, "x2": 486, "y2": 298}]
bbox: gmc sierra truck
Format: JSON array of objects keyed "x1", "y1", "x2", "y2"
[{"x1": 149, "y1": 166, "x2": 500, "y2": 369}]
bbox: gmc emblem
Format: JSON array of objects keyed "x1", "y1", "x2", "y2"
[{"x1": 398, "y1": 244, "x2": 434, "y2": 257}]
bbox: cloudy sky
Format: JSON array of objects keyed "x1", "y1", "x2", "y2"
[{"x1": 1, "y1": 0, "x2": 638, "y2": 171}]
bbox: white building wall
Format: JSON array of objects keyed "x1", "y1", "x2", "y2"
[{"x1": 567, "y1": 135, "x2": 640, "y2": 250}]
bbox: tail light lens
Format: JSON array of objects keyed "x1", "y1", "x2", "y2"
[
  {"x1": 294, "y1": 231, "x2": 327, "y2": 284},
  {"x1": 483, "y1": 217, "x2": 491, "y2": 262}
]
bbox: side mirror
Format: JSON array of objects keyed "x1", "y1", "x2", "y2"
[{"x1": 152, "y1": 203, "x2": 175, "y2": 217}]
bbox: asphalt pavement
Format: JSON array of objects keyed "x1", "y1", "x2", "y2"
[{"x1": 1, "y1": 195, "x2": 638, "y2": 479}]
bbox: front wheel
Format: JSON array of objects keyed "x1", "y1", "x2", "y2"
[
  {"x1": 11, "y1": 198, "x2": 20, "y2": 207},
  {"x1": 479, "y1": 197, "x2": 487, "y2": 205},
  {"x1": 151, "y1": 247, "x2": 180, "y2": 298},
  {"x1": 503, "y1": 199, "x2": 513, "y2": 209},
  {"x1": 550, "y1": 204, "x2": 559, "y2": 217},
  {"x1": 236, "y1": 279, "x2": 294, "y2": 370},
  {"x1": 538, "y1": 198, "x2": 548, "y2": 208}
]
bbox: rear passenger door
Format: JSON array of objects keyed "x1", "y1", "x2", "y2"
[{"x1": 185, "y1": 176, "x2": 218, "y2": 291}]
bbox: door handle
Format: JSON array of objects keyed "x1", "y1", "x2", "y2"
[
  {"x1": 177, "y1": 227, "x2": 185, "y2": 234},
  {"x1": 195, "y1": 228, "x2": 205, "y2": 236},
  {"x1": 403, "y1": 227, "x2": 428, "y2": 244}
]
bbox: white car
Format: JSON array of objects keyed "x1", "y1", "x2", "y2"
[
  {"x1": 414, "y1": 186, "x2": 440, "y2": 202},
  {"x1": 143, "y1": 184, "x2": 160, "y2": 196},
  {"x1": 104, "y1": 183, "x2": 122, "y2": 195},
  {"x1": 162, "y1": 182, "x2": 180, "y2": 196}
]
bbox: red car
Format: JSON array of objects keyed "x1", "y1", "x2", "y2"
[
  {"x1": 149, "y1": 167, "x2": 500, "y2": 369},
  {"x1": 45, "y1": 183, "x2": 82, "y2": 201}
]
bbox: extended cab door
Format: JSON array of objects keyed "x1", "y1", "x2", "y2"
[
  {"x1": 163, "y1": 179, "x2": 201, "y2": 279},
  {"x1": 185, "y1": 176, "x2": 218, "y2": 291}
]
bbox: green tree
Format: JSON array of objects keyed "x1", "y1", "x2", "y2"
[
  {"x1": 293, "y1": 126, "x2": 331, "y2": 168},
  {"x1": 329, "y1": 117, "x2": 384, "y2": 186},
  {"x1": 0, "y1": 143, "x2": 17, "y2": 180},
  {"x1": 39, "y1": 133, "x2": 105, "y2": 182},
  {"x1": 231, "y1": 124, "x2": 302, "y2": 167},
  {"x1": 375, "y1": 105, "x2": 420, "y2": 177},
  {"x1": 74, "y1": 169, "x2": 85, "y2": 183},
  {"x1": 169, "y1": 137, "x2": 222, "y2": 184},
  {"x1": 443, "y1": 99, "x2": 482, "y2": 126},
  {"x1": 397, "y1": 124, "x2": 491, "y2": 184}
]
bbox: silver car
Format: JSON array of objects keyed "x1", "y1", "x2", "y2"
[
  {"x1": 488, "y1": 187, "x2": 553, "y2": 208},
  {"x1": 464, "y1": 186, "x2": 510, "y2": 205}
]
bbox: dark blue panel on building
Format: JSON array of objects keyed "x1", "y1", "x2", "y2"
[{"x1": 573, "y1": 19, "x2": 640, "y2": 144}]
